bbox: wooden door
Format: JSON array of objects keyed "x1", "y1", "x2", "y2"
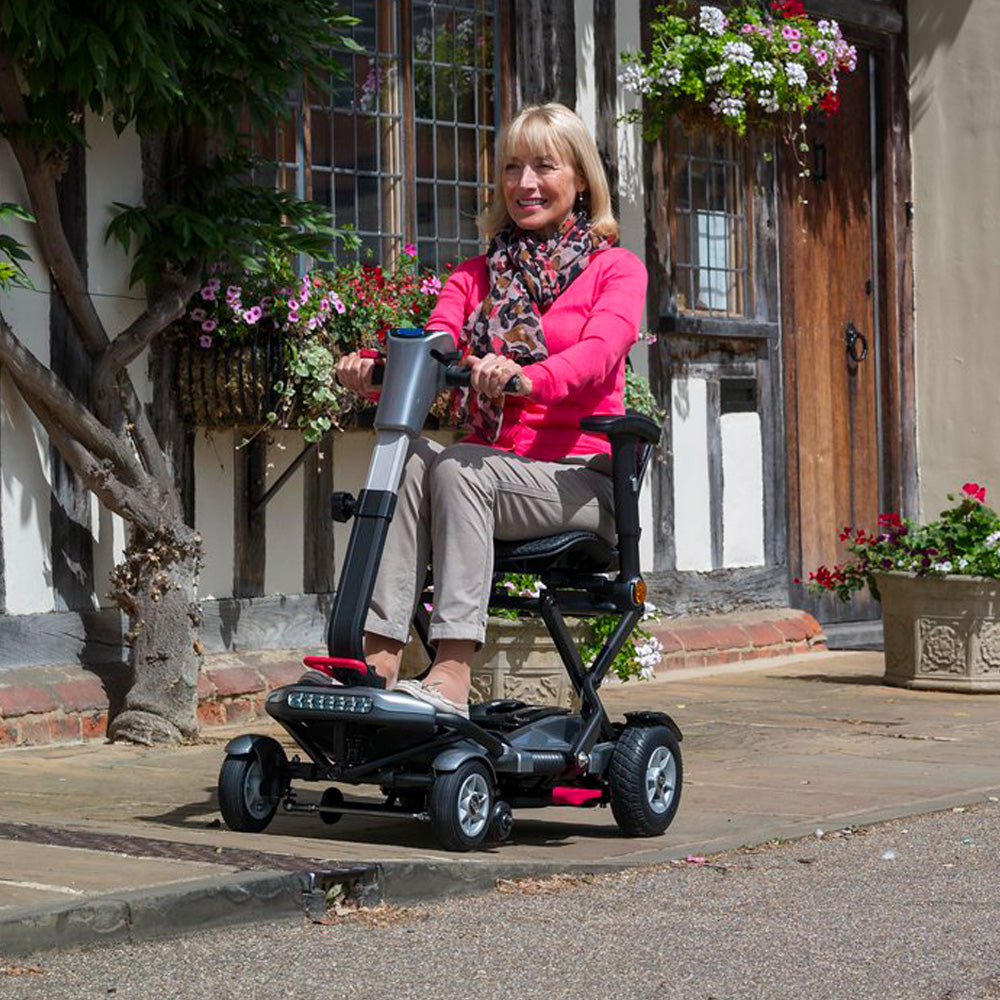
[{"x1": 782, "y1": 52, "x2": 884, "y2": 623}]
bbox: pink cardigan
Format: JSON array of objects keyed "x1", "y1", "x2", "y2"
[{"x1": 425, "y1": 246, "x2": 648, "y2": 460}]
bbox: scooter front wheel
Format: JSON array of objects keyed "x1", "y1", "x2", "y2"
[
  {"x1": 429, "y1": 760, "x2": 494, "y2": 851},
  {"x1": 608, "y1": 725, "x2": 682, "y2": 837},
  {"x1": 218, "y1": 753, "x2": 280, "y2": 833}
]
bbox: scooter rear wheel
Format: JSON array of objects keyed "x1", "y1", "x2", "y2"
[
  {"x1": 608, "y1": 725, "x2": 682, "y2": 837},
  {"x1": 429, "y1": 760, "x2": 494, "y2": 851},
  {"x1": 218, "y1": 754, "x2": 280, "y2": 833}
]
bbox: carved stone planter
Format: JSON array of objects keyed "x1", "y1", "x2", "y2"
[
  {"x1": 877, "y1": 571, "x2": 1000, "y2": 692},
  {"x1": 400, "y1": 617, "x2": 585, "y2": 708}
]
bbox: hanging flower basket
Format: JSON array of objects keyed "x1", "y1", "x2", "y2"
[
  {"x1": 176, "y1": 326, "x2": 288, "y2": 428},
  {"x1": 619, "y1": 1, "x2": 857, "y2": 153}
]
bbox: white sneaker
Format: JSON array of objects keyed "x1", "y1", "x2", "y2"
[{"x1": 394, "y1": 679, "x2": 470, "y2": 719}]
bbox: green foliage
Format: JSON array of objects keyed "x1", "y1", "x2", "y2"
[
  {"x1": 0, "y1": 1, "x2": 361, "y2": 144},
  {"x1": 624, "y1": 365, "x2": 666, "y2": 425},
  {"x1": 805, "y1": 483, "x2": 1000, "y2": 602},
  {"x1": 1, "y1": 1, "x2": 363, "y2": 293},
  {"x1": 0, "y1": 202, "x2": 34, "y2": 290}
]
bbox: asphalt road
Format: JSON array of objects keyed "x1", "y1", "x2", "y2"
[{"x1": 4, "y1": 799, "x2": 1000, "y2": 1000}]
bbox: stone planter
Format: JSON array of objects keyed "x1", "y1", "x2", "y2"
[
  {"x1": 400, "y1": 616, "x2": 585, "y2": 709},
  {"x1": 877, "y1": 571, "x2": 1000, "y2": 692}
]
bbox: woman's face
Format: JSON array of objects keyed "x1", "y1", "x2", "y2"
[{"x1": 502, "y1": 142, "x2": 586, "y2": 238}]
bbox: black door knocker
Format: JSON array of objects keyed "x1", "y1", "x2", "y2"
[{"x1": 845, "y1": 322, "x2": 868, "y2": 364}]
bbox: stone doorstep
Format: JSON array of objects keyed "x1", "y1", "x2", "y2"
[{"x1": 0, "y1": 608, "x2": 826, "y2": 749}]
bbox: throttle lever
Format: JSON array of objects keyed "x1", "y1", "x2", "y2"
[{"x1": 430, "y1": 348, "x2": 522, "y2": 393}]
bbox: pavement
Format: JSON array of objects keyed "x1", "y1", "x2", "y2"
[{"x1": 3, "y1": 648, "x2": 1000, "y2": 958}]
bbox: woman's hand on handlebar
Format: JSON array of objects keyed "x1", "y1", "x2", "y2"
[
  {"x1": 464, "y1": 353, "x2": 533, "y2": 401},
  {"x1": 335, "y1": 352, "x2": 377, "y2": 397}
]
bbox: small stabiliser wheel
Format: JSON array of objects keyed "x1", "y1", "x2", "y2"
[
  {"x1": 319, "y1": 786, "x2": 345, "y2": 825},
  {"x1": 429, "y1": 760, "x2": 494, "y2": 852},
  {"x1": 608, "y1": 725, "x2": 682, "y2": 837},
  {"x1": 218, "y1": 753, "x2": 280, "y2": 833}
]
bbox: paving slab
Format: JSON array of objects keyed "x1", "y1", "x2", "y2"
[{"x1": 3, "y1": 649, "x2": 1000, "y2": 954}]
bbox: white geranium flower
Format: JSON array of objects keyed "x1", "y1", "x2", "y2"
[
  {"x1": 786, "y1": 62, "x2": 808, "y2": 87},
  {"x1": 699, "y1": 5, "x2": 728, "y2": 35},
  {"x1": 722, "y1": 41, "x2": 754, "y2": 66},
  {"x1": 751, "y1": 60, "x2": 776, "y2": 82}
]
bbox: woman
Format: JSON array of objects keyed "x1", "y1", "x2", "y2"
[{"x1": 308, "y1": 102, "x2": 647, "y2": 717}]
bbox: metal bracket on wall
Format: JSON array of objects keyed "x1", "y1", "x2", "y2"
[{"x1": 251, "y1": 441, "x2": 318, "y2": 513}]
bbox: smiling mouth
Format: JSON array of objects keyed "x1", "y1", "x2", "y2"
[{"x1": 516, "y1": 199, "x2": 547, "y2": 207}]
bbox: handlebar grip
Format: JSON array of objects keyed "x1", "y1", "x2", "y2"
[{"x1": 444, "y1": 367, "x2": 521, "y2": 394}]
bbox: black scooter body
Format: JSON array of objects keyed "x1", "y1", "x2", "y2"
[{"x1": 219, "y1": 328, "x2": 682, "y2": 851}]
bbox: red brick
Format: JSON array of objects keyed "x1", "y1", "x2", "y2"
[
  {"x1": 50, "y1": 678, "x2": 106, "y2": 713},
  {"x1": 197, "y1": 673, "x2": 217, "y2": 699},
  {"x1": 0, "y1": 722, "x2": 15, "y2": 745},
  {"x1": 773, "y1": 618, "x2": 810, "y2": 642},
  {"x1": 651, "y1": 629, "x2": 684, "y2": 654},
  {"x1": 792, "y1": 640, "x2": 810, "y2": 654},
  {"x1": 683, "y1": 652, "x2": 710, "y2": 668},
  {"x1": 198, "y1": 701, "x2": 226, "y2": 727},
  {"x1": 707, "y1": 625, "x2": 751, "y2": 650},
  {"x1": 81, "y1": 711, "x2": 108, "y2": 739},
  {"x1": 224, "y1": 698, "x2": 257, "y2": 726},
  {"x1": 716, "y1": 649, "x2": 743, "y2": 663},
  {"x1": 15, "y1": 716, "x2": 52, "y2": 746},
  {"x1": 205, "y1": 666, "x2": 265, "y2": 698},
  {"x1": 263, "y1": 662, "x2": 304, "y2": 688},
  {"x1": 0, "y1": 685, "x2": 59, "y2": 717},
  {"x1": 798, "y1": 612, "x2": 824, "y2": 637},
  {"x1": 745, "y1": 623, "x2": 785, "y2": 647},
  {"x1": 47, "y1": 714, "x2": 82, "y2": 743},
  {"x1": 676, "y1": 626, "x2": 718, "y2": 652}
]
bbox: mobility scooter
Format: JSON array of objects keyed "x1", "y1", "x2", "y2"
[{"x1": 218, "y1": 327, "x2": 683, "y2": 851}]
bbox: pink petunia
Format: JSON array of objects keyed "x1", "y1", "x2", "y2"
[
  {"x1": 200, "y1": 286, "x2": 216, "y2": 301},
  {"x1": 243, "y1": 306, "x2": 262, "y2": 325},
  {"x1": 226, "y1": 285, "x2": 241, "y2": 300},
  {"x1": 199, "y1": 334, "x2": 213, "y2": 348},
  {"x1": 288, "y1": 311, "x2": 300, "y2": 324},
  {"x1": 741, "y1": 22, "x2": 755, "y2": 33},
  {"x1": 403, "y1": 243, "x2": 417, "y2": 257},
  {"x1": 781, "y1": 25, "x2": 801, "y2": 39},
  {"x1": 812, "y1": 46, "x2": 829, "y2": 65},
  {"x1": 201, "y1": 319, "x2": 217, "y2": 333},
  {"x1": 190, "y1": 308, "x2": 206, "y2": 322},
  {"x1": 788, "y1": 39, "x2": 803, "y2": 53},
  {"x1": 288, "y1": 299, "x2": 299, "y2": 311}
]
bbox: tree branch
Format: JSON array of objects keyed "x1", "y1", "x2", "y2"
[
  {"x1": 98, "y1": 266, "x2": 202, "y2": 376},
  {"x1": 0, "y1": 51, "x2": 110, "y2": 358},
  {"x1": 16, "y1": 385, "x2": 167, "y2": 535},
  {"x1": 0, "y1": 308, "x2": 143, "y2": 483}
]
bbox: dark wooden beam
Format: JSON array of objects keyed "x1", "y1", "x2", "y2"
[
  {"x1": 233, "y1": 433, "x2": 267, "y2": 597},
  {"x1": 514, "y1": 0, "x2": 577, "y2": 108},
  {"x1": 50, "y1": 134, "x2": 95, "y2": 611},
  {"x1": 594, "y1": 0, "x2": 619, "y2": 215},
  {"x1": 705, "y1": 377, "x2": 724, "y2": 570},
  {"x1": 303, "y1": 432, "x2": 335, "y2": 594},
  {"x1": 142, "y1": 133, "x2": 195, "y2": 526}
]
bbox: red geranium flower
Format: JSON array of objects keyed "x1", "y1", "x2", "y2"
[
  {"x1": 962, "y1": 482, "x2": 987, "y2": 502},
  {"x1": 819, "y1": 92, "x2": 841, "y2": 115},
  {"x1": 771, "y1": 0, "x2": 805, "y2": 17}
]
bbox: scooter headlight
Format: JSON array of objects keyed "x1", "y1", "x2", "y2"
[{"x1": 286, "y1": 691, "x2": 374, "y2": 713}]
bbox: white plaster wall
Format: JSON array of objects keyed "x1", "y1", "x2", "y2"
[
  {"x1": 721, "y1": 411, "x2": 764, "y2": 567},
  {"x1": 575, "y1": 2, "x2": 597, "y2": 136},
  {"x1": 0, "y1": 139, "x2": 54, "y2": 612},
  {"x1": 671, "y1": 376, "x2": 712, "y2": 571},
  {"x1": 86, "y1": 112, "x2": 147, "y2": 605},
  {"x1": 909, "y1": 1, "x2": 1000, "y2": 517},
  {"x1": 195, "y1": 430, "x2": 235, "y2": 599},
  {"x1": 264, "y1": 430, "x2": 306, "y2": 595}
]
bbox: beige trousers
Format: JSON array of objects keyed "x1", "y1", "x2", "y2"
[{"x1": 365, "y1": 438, "x2": 616, "y2": 646}]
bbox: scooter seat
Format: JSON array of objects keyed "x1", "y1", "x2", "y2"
[{"x1": 494, "y1": 531, "x2": 617, "y2": 574}]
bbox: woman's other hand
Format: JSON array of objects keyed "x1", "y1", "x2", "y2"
[
  {"x1": 335, "y1": 351, "x2": 377, "y2": 397},
  {"x1": 465, "y1": 353, "x2": 533, "y2": 401}
]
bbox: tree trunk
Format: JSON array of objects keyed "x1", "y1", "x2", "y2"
[{"x1": 107, "y1": 524, "x2": 203, "y2": 744}]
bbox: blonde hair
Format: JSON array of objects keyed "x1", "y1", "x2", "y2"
[{"x1": 478, "y1": 103, "x2": 619, "y2": 241}]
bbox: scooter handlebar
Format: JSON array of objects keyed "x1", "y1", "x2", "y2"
[{"x1": 441, "y1": 360, "x2": 521, "y2": 395}]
